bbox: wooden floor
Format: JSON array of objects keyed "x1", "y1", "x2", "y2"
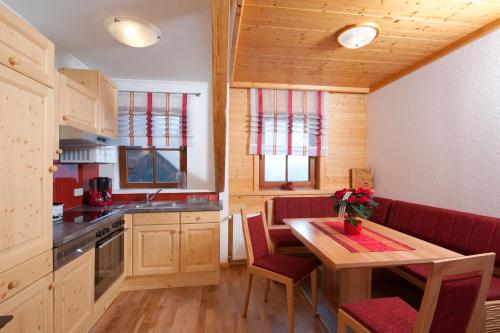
[{"x1": 90, "y1": 265, "x2": 328, "y2": 333}]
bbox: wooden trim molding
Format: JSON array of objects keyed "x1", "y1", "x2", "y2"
[
  {"x1": 229, "y1": 0, "x2": 245, "y2": 84},
  {"x1": 212, "y1": 0, "x2": 229, "y2": 193},
  {"x1": 370, "y1": 18, "x2": 500, "y2": 93},
  {"x1": 231, "y1": 81, "x2": 369, "y2": 94}
]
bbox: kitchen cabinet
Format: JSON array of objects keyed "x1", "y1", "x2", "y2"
[
  {"x1": 133, "y1": 224, "x2": 180, "y2": 275},
  {"x1": 0, "y1": 274, "x2": 54, "y2": 333},
  {"x1": 59, "y1": 69, "x2": 117, "y2": 138},
  {"x1": 58, "y1": 73, "x2": 99, "y2": 133},
  {"x1": 180, "y1": 223, "x2": 220, "y2": 273},
  {"x1": 130, "y1": 211, "x2": 220, "y2": 282},
  {"x1": 0, "y1": 64, "x2": 54, "y2": 275},
  {"x1": 53, "y1": 249, "x2": 95, "y2": 333},
  {"x1": 0, "y1": 3, "x2": 54, "y2": 87}
]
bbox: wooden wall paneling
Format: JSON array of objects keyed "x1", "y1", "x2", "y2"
[
  {"x1": 212, "y1": 0, "x2": 230, "y2": 193},
  {"x1": 233, "y1": 0, "x2": 500, "y2": 88},
  {"x1": 227, "y1": 88, "x2": 367, "y2": 213}
]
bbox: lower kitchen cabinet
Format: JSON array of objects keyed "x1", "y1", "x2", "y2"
[
  {"x1": 133, "y1": 224, "x2": 180, "y2": 276},
  {"x1": 53, "y1": 248, "x2": 94, "y2": 333},
  {"x1": 0, "y1": 274, "x2": 53, "y2": 333},
  {"x1": 180, "y1": 223, "x2": 220, "y2": 273}
]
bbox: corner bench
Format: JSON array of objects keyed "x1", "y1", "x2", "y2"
[
  {"x1": 266, "y1": 196, "x2": 337, "y2": 253},
  {"x1": 371, "y1": 197, "x2": 500, "y2": 332}
]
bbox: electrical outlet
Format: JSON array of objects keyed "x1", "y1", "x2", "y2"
[{"x1": 74, "y1": 188, "x2": 83, "y2": 197}]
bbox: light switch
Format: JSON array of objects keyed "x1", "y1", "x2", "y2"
[{"x1": 74, "y1": 188, "x2": 83, "y2": 196}]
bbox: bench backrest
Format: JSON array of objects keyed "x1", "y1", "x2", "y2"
[
  {"x1": 387, "y1": 200, "x2": 500, "y2": 267},
  {"x1": 271, "y1": 196, "x2": 337, "y2": 225}
]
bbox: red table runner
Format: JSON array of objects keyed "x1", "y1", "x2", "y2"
[{"x1": 310, "y1": 221, "x2": 415, "y2": 253}]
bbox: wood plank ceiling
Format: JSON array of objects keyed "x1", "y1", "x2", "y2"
[{"x1": 232, "y1": 0, "x2": 500, "y2": 91}]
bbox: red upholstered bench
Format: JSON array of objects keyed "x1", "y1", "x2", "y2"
[
  {"x1": 371, "y1": 196, "x2": 393, "y2": 225},
  {"x1": 382, "y1": 200, "x2": 500, "y2": 331},
  {"x1": 267, "y1": 196, "x2": 337, "y2": 252}
]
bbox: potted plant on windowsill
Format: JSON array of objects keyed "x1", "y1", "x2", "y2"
[{"x1": 333, "y1": 187, "x2": 378, "y2": 235}]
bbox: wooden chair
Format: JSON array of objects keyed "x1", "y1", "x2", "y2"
[
  {"x1": 338, "y1": 253, "x2": 495, "y2": 333},
  {"x1": 241, "y1": 209, "x2": 320, "y2": 333}
]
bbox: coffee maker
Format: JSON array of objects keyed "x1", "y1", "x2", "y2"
[{"x1": 89, "y1": 177, "x2": 113, "y2": 206}]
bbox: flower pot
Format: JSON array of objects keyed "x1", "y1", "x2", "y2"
[{"x1": 344, "y1": 220, "x2": 363, "y2": 235}]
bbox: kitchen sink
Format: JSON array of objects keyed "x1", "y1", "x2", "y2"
[{"x1": 133, "y1": 201, "x2": 180, "y2": 209}]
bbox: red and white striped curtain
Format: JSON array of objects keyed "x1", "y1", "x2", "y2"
[
  {"x1": 249, "y1": 88, "x2": 328, "y2": 156},
  {"x1": 118, "y1": 91, "x2": 191, "y2": 148}
]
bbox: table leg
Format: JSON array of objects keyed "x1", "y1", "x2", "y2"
[
  {"x1": 322, "y1": 266, "x2": 372, "y2": 310},
  {"x1": 338, "y1": 267, "x2": 372, "y2": 306}
]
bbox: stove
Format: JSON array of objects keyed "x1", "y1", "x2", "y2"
[{"x1": 62, "y1": 209, "x2": 119, "y2": 223}]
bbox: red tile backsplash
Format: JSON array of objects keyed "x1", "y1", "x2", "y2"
[
  {"x1": 53, "y1": 162, "x2": 99, "y2": 208},
  {"x1": 53, "y1": 162, "x2": 218, "y2": 208}
]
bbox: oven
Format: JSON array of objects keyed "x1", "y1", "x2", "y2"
[{"x1": 94, "y1": 221, "x2": 125, "y2": 301}]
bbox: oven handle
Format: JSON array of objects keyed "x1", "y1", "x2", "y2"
[{"x1": 97, "y1": 229, "x2": 126, "y2": 249}]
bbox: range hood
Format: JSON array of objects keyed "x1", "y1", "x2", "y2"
[{"x1": 59, "y1": 126, "x2": 116, "y2": 148}]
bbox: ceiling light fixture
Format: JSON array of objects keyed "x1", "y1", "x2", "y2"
[
  {"x1": 336, "y1": 23, "x2": 379, "y2": 49},
  {"x1": 107, "y1": 17, "x2": 161, "y2": 48}
]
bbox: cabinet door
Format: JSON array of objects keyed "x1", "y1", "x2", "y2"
[
  {"x1": 0, "y1": 274, "x2": 53, "y2": 333},
  {"x1": 0, "y1": 65, "x2": 54, "y2": 274},
  {"x1": 0, "y1": 3, "x2": 54, "y2": 87},
  {"x1": 133, "y1": 225, "x2": 180, "y2": 276},
  {"x1": 98, "y1": 74, "x2": 117, "y2": 138},
  {"x1": 54, "y1": 249, "x2": 94, "y2": 333},
  {"x1": 59, "y1": 74, "x2": 99, "y2": 133},
  {"x1": 180, "y1": 223, "x2": 220, "y2": 273}
]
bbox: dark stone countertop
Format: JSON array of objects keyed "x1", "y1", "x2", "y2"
[{"x1": 53, "y1": 200, "x2": 223, "y2": 247}]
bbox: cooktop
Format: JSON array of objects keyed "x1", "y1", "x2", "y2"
[{"x1": 62, "y1": 205, "x2": 124, "y2": 223}]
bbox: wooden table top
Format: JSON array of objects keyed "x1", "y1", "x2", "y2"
[{"x1": 284, "y1": 217, "x2": 462, "y2": 270}]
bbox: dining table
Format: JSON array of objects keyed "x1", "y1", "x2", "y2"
[{"x1": 283, "y1": 217, "x2": 462, "y2": 310}]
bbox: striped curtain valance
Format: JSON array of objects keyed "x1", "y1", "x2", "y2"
[
  {"x1": 117, "y1": 91, "x2": 191, "y2": 148},
  {"x1": 249, "y1": 88, "x2": 328, "y2": 156}
]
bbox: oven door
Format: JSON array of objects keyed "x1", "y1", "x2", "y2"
[{"x1": 95, "y1": 228, "x2": 125, "y2": 301}]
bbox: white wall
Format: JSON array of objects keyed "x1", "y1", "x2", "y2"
[
  {"x1": 368, "y1": 29, "x2": 500, "y2": 217},
  {"x1": 101, "y1": 78, "x2": 215, "y2": 193}
]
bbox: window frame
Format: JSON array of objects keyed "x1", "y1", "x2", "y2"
[
  {"x1": 259, "y1": 155, "x2": 317, "y2": 190},
  {"x1": 119, "y1": 146, "x2": 187, "y2": 189}
]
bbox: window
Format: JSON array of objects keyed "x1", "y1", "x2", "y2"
[
  {"x1": 119, "y1": 146, "x2": 186, "y2": 188},
  {"x1": 259, "y1": 155, "x2": 317, "y2": 189}
]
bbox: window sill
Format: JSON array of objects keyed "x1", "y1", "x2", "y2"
[{"x1": 229, "y1": 189, "x2": 334, "y2": 197}]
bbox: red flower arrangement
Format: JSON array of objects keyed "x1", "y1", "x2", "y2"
[{"x1": 333, "y1": 187, "x2": 378, "y2": 235}]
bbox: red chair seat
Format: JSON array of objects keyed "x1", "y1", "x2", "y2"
[
  {"x1": 341, "y1": 297, "x2": 417, "y2": 333},
  {"x1": 402, "y1": 264, "x2": 500, "y2": 301},
  {"x1": 268, "y1": 228, "x2": 303, "y2": 247},
  {"x1": 253, "y1": 254, "x2": 320, "y2": 282}
]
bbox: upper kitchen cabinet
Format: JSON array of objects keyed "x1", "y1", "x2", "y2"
[
  {"x1": 59, "y1": 68, "x2": 118, "y2": 138},
  {"x1": 0, "y1": 3, "x2": 54, "y2": 88},
  {"x1": 0, "y1": 63, "x2": 54, "y2": 275},
  {"x1": 58, "y1": 72, "x2": 99, "y2": 133}
]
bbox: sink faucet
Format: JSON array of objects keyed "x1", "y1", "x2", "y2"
[{"x1": 145, "y1": 189, "x2": 162, "y2": 204}]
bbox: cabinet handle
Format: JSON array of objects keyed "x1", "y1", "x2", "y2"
[
  {"x1": 48, "y1": 165, "x2": 58, "y2": 173},
  {"x1": 56, "y1": 149, "x2": 63, "y2": 155},
  {"x1": 196, "y1": 216, "x2": 201, "y2": 221},
  {"x1": 48, "y1": 283, "x2": 55, "y2": 290},
  {"x1": 7, "y1": 280, "x2": 20, "y2": 290},
  {"x1": 8, "y1": 57, "x2": 18, "y2": 66},
  {"x1": 62, "y1": 116, "x2": 68, "y2": 121}
]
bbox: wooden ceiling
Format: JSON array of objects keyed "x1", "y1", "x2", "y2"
[{"x1": 231, "y1": 0, "x2": 500, "y2": 91}]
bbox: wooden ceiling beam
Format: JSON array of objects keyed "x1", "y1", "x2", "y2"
[
  {"x1": 370, "y1": 17, "x2": 500, "y2": 92},
  {"x1": 229, "y1": 0, "x2": 245, "y2": 84},
  {"x1": 212, "y1": 0, "x2": 229, "y2": 193},
  {"x1": 231, "y1": 82, "x2": 369, "y2": 94}
]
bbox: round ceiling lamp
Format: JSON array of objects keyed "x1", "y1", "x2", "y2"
[
  {"x1": 107, "y1": 17, "x2": 161, "y2": 48},
  {"x1": 337, "y1": 23, "x2": 379, "y2": 49}
]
